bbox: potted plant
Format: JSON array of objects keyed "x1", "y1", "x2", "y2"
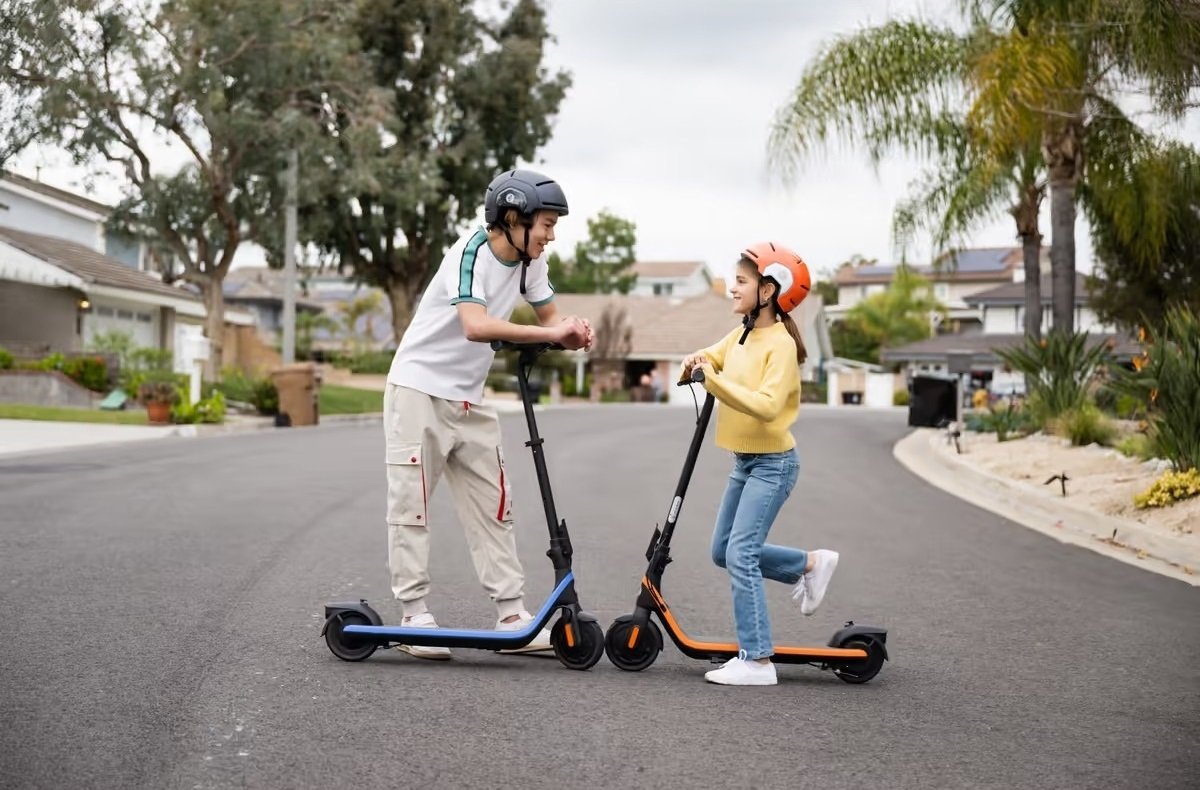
[{"x1": 138, "y1": 370, "x2": 180, "y2": 424}]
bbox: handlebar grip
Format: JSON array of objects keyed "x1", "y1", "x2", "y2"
[{"x1": 677, "y1": 368, "x2": 706, "y2": 386}]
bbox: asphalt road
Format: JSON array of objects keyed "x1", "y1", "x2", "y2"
[{"x1": 1, "y1": 405, "x2": 1197, "y2": 789}]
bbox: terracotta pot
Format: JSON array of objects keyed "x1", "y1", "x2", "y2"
[{"x1": 146, "y1": 400, "x2": 172, "y2": 424}]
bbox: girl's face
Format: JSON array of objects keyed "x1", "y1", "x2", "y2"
[{"x1": 729, "y1": 262, "x2": 772, "y2": 315}]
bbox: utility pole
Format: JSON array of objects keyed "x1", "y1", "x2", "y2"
[{"x1": 282, "y1": 148, "x2": 298, "y2": 364}]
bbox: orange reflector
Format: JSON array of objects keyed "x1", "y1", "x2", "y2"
[
  {"x1": 565, "y1": 623, "x2": 576, "y2": 647},
  {"x1": 627, "y1": 625, "x2": 640, "y2": 649}
]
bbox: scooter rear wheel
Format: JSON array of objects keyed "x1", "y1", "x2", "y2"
[
  {"x1": 551, "y1": 618, "x2": 605, "y2": 670},
  {"x1": 832, "y1": 638, "x2": 884, "y2": 684},
  {"x1": 604, "y1": 616, "x2": 663, "y2": 672},
  {"x1": 325, "y1": 611, "x2": 378, "y2": 662}
]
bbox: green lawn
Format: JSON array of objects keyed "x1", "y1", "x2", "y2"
[
  {"x1": 0, "y1": 402, "x2": 150, "y2": 425},
  {"x1": 319, "y1": 384, "x2": 384, "y2": 415}
]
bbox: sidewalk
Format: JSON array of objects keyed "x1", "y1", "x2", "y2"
[
  {"x1": 0, "y1": 412, "x2": 385, "y2": 460},
  {"x1": 894, "y1": 428, "x2": 1199, "y2": 586}
]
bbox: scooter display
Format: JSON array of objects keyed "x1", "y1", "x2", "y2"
[
  {"x1": 603, "y1": 370, "x2": 889, "y2": 683},
  {"x1": 322, "y1": 341, "x2": 604, "y2": 670}
]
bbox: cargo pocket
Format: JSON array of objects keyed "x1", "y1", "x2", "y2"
[
  {"x1": 386, "y1": 442, "x2": 426, "y2": 526},
  {"x1": 496, "y1": 446, "x2": 513, "y2": 524}
]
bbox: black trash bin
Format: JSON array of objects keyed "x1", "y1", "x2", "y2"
[{"x1": 908, "y1": 376, "x2": 957, "y2": 427}]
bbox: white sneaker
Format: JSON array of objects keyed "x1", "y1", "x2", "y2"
[
  {"x1": 800, "y1": 550, "x2": 839, "y2": 616},
  {"x1": 394, "y1": 612, "x2": 452, "y2": 660},
  {"x1": 495, "y1": 610, "x2": 553, "y2": 654},
  {"x1": 790, "y1": 577, "x2": 809, "y2": 608},
  {"x1": 704, "y1": 656, "x2": 777, "y2": 686}
]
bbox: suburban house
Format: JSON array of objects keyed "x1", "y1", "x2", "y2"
[
  {"x1": 0, "y1": 172, "x2": 264, "y2": 380},
  {"x1": 552, "y1": 285, "x2": 833, "y2": 405},
  {"x1": 828, "y1": 247, "x2": 1043, "y2": 333},
  {"x1": 629, "y1": 260, "x2": 712, "y2": 298},
  {"x1": 224, "y1": 267, "x2": 393, "y2": 354},
  {"x1": 880, "y1": 272, "x2": 1134, "y2": 397}
]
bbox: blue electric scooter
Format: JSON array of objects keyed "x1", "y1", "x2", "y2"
[{"x1": 321, "y1": 341, "x2": 604, "y2": 670}]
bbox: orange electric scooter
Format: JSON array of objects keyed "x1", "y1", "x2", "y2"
[{"x1": 603, "y1": 370, "x2": 888, "y2": 683}]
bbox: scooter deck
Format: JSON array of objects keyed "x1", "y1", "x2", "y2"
[
  {"x1": 643, "y1": 578, "x2": 870, "y2": 664},
  {"x1": 342, "y1": 574, "x2": 572, "y2": 649}
]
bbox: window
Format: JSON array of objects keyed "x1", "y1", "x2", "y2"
[
  {"x1": 97, "y1": 306, "x2": 115, "y2": 317},
  {"x1": 653, "y1": 283, "x2": 673, "y2": 296},
  {"x1": 136, "y1": 312, "x2": 153, "y2": 323},
  {"x1": 934, "y1": 283, "x2": 950, "y2": 301},
  {"x1": 117, "y1": 309, "x2": 134, "y2": 320}
]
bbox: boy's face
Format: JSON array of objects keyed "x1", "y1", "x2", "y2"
[{"x1": 521, "y1": 210, "x2": 559, "y2": 259}]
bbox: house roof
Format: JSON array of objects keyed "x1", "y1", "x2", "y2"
[
  {"x1": 550, "y1": 290, "x2": 829, "y2": 360},
  {"x1": 0, "y1": 226, "x2": 199, "y2": 302},
  {"x1": 964, "y1": 273, "x2": 1090, "y2": 305},
  {"x1": 836, "y1": 247, "x2": 1028, "y2": 285},
  {"x1": 1, "y1": 172, "x2": 112, "y2": 217},
  {"x1": 224, "y1": 266, "x2": 324, "y2": 310},
  {"x1": 879, "y1": 328, "x2": 1139, "y2": 364},
  {"x1": 631, "y1": 260, "x2": 708, "y2": 280}
]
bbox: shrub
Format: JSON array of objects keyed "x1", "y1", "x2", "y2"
[
  {"x1": 61, "y1": 356, "x2": 110, "y2": 392},
  {"x1": 1057, "y1": 403, "x2": 1117, "y2": 447},
  {"x1": 0, "y1": 347, "x2": 12, "y2": 369},
  {"x1": 211, "y1": 369, "x2": 277, "y2": 414},
  {"x1": 996, "y1": 331, "x2": 1111, "y2": 421},
  {"x1": 893, "y1": 388, "x2": 910, "y2": 407},
  {"x1": 980, "y1": 403, "x2": 1031, "y2": 442},
  {"x1": 172, "y1": 390, "x2": 227, "y2": 424},
  {"x1": 1115, "y1": 433, "x2": 1156, "y2": 461},
  {"x1": 343, "y1": 350, "x2": 394, "y2": 374},
  {"x1": 1109, "y1": 307, "x2": 1200, "y2": 473},
  {"x1": 1134, "y1": 468, "x2": 1200, "y2": 509}
]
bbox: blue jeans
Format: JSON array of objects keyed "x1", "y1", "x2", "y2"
[{"x1": 711, "y1": 449, "x2": 806, "y2": 660}]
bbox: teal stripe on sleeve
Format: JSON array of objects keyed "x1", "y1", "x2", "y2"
[{"x1": 457, "y1": 229, "x2": 488, "y2": 299}]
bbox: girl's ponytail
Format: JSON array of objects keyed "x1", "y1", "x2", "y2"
[{"x1": 778, "y1": 309, "x2": 807, "y2": 366}]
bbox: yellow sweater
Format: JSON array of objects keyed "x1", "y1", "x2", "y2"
[{"x1": 688, "y1": 322, "x2": 800, "y2": 454}]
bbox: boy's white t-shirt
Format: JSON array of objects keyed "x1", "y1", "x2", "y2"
[{"x1": 387, "y1": 227, "x2": 555, "y2": 404}]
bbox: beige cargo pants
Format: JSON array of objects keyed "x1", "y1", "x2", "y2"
[{"x1": 385, "y1": 384, "x2": 525, "y2": 616}]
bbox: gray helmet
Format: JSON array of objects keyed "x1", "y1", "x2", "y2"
[{"x1": 484, "y1": 169, "x2": 569, "y2": 225}]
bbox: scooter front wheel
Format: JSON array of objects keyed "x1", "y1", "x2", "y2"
[
  {"x1": 832, "y1": 638, "x2": 885, "y2": 684},
  {"x1": 324, "y1": 611, "x2": 378, "y2": 662},
  {"x1": 604, "y1": 615, "x2": 662, "y2": 672},
  {"x1": 551, "y1": 618, "x2": 605, "y2": 670}
]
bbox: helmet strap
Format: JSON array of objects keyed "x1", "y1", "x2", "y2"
[{"x1": 499, "y1": 222, "x2": 534, "y2": 295}]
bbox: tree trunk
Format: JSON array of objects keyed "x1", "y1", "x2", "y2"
[
  {"x1": 387, "y1": 282, "x2": 418, "y2": 347},
  {"x1": 1021, "y1": 232, "x2": 1042, "y2": 340},
  {"x1": 202, "y1": 280, "x2": 225, "y2": 381},
  {"x1": 1043, "y1": 124, "x2": 1082, "y2": 335}
]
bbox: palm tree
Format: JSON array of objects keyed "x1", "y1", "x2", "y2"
[
  {"x1": 962, "y1": 0, "x2": 1200, "y2": 333},
  {"x1": 769, "y1": 18, "x2": 1049, "y2": 339}
]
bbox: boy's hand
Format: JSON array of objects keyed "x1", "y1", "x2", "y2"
[{"x1": 555, "y1": 316, "x2": 591, "y2": 351}]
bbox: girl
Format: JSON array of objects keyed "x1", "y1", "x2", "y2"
[{"x1": 681, "y1": 241, "x2": 839, "y2": 686}]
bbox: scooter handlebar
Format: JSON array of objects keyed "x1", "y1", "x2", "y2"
[
  {"x1": 490, "y1": 341, "x2": 565, "y2": 353},
  {"x1": 677, "y1": 368, "x2": 706, "y2": 386}
]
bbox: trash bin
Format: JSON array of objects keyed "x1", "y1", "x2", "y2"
[
  {"x1": 270, "y1": 362, "x2": 320, "y2": 427},
  {"x1": 908, "y1": 375, "x2": 957, "y2": 427}
]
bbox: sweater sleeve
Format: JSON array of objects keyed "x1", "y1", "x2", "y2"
[
  {"x1": 678, "y1": 327, "x2": 737, "y2": 381},
  {"x1": 703, "y1": 342, "x2": 793, "y2": 422}
]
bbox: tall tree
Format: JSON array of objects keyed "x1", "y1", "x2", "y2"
[
  {"x1": 1084, "y1": 139, "x2": 1200, "y2": 331},
  {"x1": 769, "y1": 18, "x2": 1049, "y2": 341},
  {"x1": 547, "y1": 209, "x2": 638, "y2": 294},
  {"x1": 0, "y1": 0, "x2": 373, "y2": 376},
  {"x1": 310, "y1": 0, "x2": 570, "y2": 344},
  {"x1": 963, "y1": 0, "x2": 1200, "y2": 333}
]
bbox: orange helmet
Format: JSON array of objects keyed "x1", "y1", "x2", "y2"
[{"x1": 740, "y1": 242, "x2": 811, "y2": 313}]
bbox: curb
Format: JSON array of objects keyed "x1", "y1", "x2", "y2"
[{"x1": 894, "y1": 428, "x2": 1199, "y2": 586}]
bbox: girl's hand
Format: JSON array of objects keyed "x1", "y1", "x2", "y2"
[{"x1": 681, "y1": 352, "x2": 707, "y2": 374}]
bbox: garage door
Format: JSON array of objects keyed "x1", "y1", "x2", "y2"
[{"x1": 85, "y1": 301, "x2": 158, "y2": 349}]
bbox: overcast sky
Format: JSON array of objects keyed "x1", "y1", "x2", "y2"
[
  {"x1": 9, "y1": 0, "x2": 1199, "y2": 283},
  {"x1": 534, "y1": 0, "x2": 1200, "y2": 283}
]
